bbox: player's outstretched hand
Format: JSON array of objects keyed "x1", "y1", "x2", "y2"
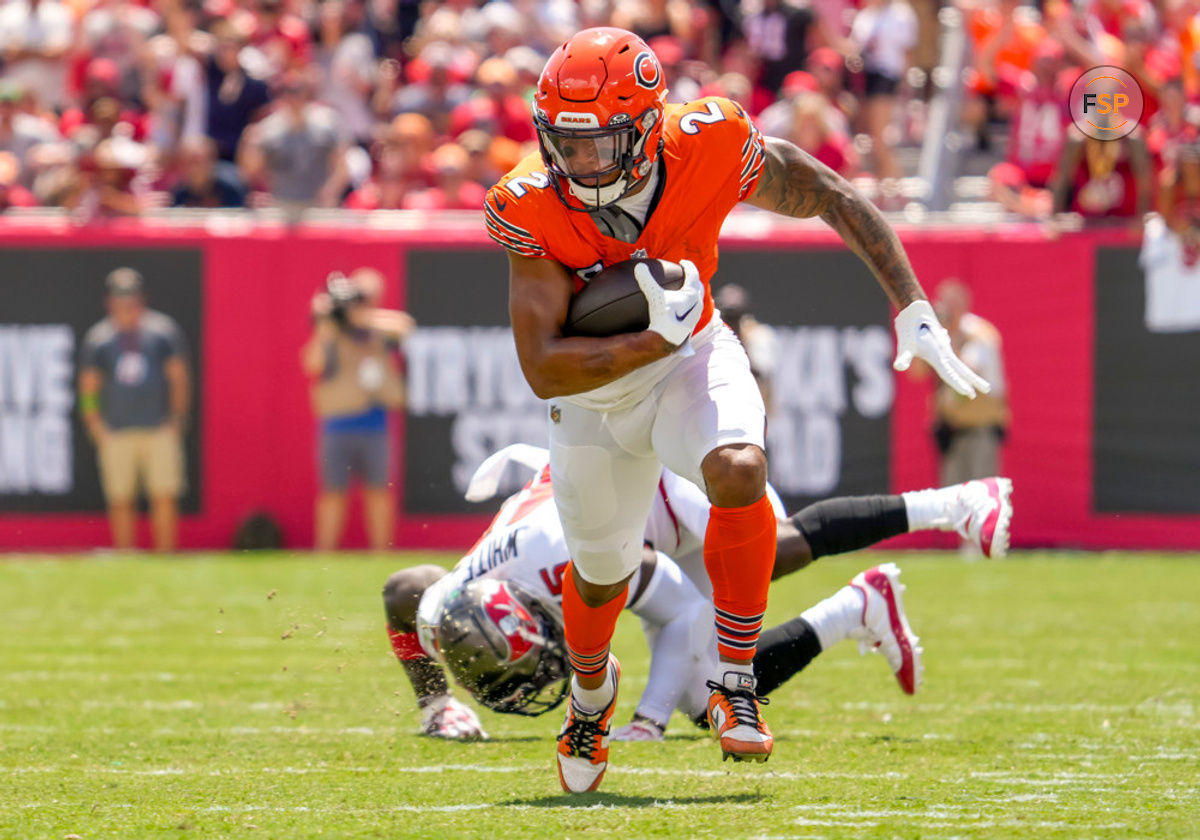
[
  {"x1": 635, "y1": 258, "x2": 704, "y2": 348},
  {"x1": 420, "y1": 695, "x2": 489, "y2": 740},
  {"x1": 892, "y1": 300, "x2": 991, "y2": 398}
]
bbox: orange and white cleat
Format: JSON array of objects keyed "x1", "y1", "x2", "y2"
[
  {"x1": 556, "y1": 656, "x2": 620, "y2": 793},
  {"x1": 706, "y1": 671, "x2": 774, "y2": 762},
  {"x1": 952, "y1": 477, "x2": 1013, "y2": 558},
  {"x1": 849, "y1": 563, "x2": 923, "y2": 695}
]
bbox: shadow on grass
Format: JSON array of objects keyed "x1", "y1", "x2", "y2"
[{"x1": 500, "y1": 791, "x2": 765, "y2": 809}]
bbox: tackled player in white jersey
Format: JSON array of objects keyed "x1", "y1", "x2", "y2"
[{"x1": 383, "y1": 445, "x2": 1013, "y2": 740}]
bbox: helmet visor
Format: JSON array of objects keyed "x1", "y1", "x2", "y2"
[{"x1": 538, "y1": 126, "x2": 632, "y2": 181}]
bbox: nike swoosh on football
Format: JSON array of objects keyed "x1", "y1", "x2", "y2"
[
  {"x1": 495, "y1": 198, "x2": 508, "y2": 211},
  {"x1": 675, "y1": 303, "x2": 698, "y2": 322}
]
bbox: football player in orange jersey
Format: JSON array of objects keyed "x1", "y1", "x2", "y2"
[{"x1": 484, "y1": 27, "x2": 990, "y2": 793}]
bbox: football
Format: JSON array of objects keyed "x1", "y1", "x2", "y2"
[{"x1": 563, "y1": 258, "x2": 685, "y2": 337}]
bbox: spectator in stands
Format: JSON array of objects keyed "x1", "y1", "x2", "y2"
[
  {"x1": 402, "y1": 142, "x2": 487, "y2": 209},
  {"x1": 239, "y1": 71, "x2": 348, "y2": 220},
  {"x1": 448, "y1": 57, "x2": 535, "y2": 143},
  {"x1": 1166, "y1": 0, "x2": 1200, "y2": 99},
  {"x1": 64, "y1": 135, "x2": 151, "y2": 219},
  {"x1": 171, "y1": 135, "x2": 247, "y2": 208},
  {"x1": 1146, "y1": 77, "x2": 1200, "y2": 172},
  {"x1": 141, "y1": 32, "x2": 209, "y2": 152},
  {"x1": 911, "y1": 279, "x2": 1009, "y2": 490},
  {"x1": 987, "y1": 41, "x2": 1068, "y2": 219},
  {"x1": 314, "y1": 0, "x2": 377, "y2": 145},
  {"x1": 743, "y1": 0, "x2": 819, "y2": 94},
  {"x1": 1156, "y1": 139, "x2": 1200, "y2": 259},
  {"x1": 786, "y1": 92, "x2": 858, "y2": 176},
  {"x1": 0, "y1": 82, "x2": 59, "y2": 189},
  {"x1": 26, "y1": 138, "x2": 77, "y2": 207},
  {"x1": 79, "y1": 268, "x2": 191, "y2": 552},
  {"x1": 962, "y1": 0, "x2": 1046, "y2": 143},
  {"x1": 807, "y1": 47, "x2": 855, "y2": 134},
  {"x1": 204, "y1": 18, "x2": 272, "y2": 163},
  {"x1": 1051, "y1": 130, "x2": 1153, "y2": 224},
  {"x1": 1120, "y1": 23, "x2": 1172, "y2": 122},
  {"x1": 849, "y1": 0, "x2": 918, "y2": 202},
  {"x1": 377, "y1": 41, "x2": 472, "y2": 135},
  {"x1": 611, "y1": 0, "x2": 695, "y2": 45},
  {"x1": 458, "y1": 128, "x2": 504, "y2": 188},
  {"x1": 0, "y1": 0, "x2": 74, "y2": 112},
  {"x1": 0, "y1": 151, "x2": 37, "y2": 210},
  {"x1": 343, "y1": 112, "x2": 435, "y2": 210},
  {"x1": 252, "y1": 0, "x2": 312, "y2": 77},
  {"x1": 652, "y1": 34, "x2": 705, "y2": 104},
  {"x1": 302, "y1": 268, "x2": 414, "y2": 551},
  {"x1": 78, "y1": 0, "x2": 160, "y2": 106}
]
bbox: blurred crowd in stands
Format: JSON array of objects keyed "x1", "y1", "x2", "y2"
[
  {"x1": 0, "y1": 0, "x2": 1198, "y2": 225},
  {"x1": 967, "y1": 0, "x2": 1200, "y2": 230}
]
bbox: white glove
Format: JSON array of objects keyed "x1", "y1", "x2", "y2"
[
  {"x1": 420, "y1": 695, "x2": 489, "y2": 740},
  {"x1": 892, "y1": 300, "x2": 991, "y2": 398},
  {"x1": 634, "y1": 258, "x2": 704, "y2": 348},
  {"x1": 611, "y1": 717, "x2": 666, "y2": 742}
]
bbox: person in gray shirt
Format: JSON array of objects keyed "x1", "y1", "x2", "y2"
[
  {"x1": 238, "y1": 70, "x2": 349, "y2": 223},
  {"x1": 79, "y1": 268, "x2": 190, "y2": 552}
]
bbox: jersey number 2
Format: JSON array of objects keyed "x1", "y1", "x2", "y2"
[
  {"x1": 505, "y1": 171, "x2": 551, "y2": 198},
  {"x1": 679, "y1": 101, "x2": 727, "y2": 135},
  {"x1": 539, "y1": 561, "x2": 569, "y2": 596}
]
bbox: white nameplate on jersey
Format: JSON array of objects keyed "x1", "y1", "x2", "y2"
[{"x1": 555, "y1": 112, "x2": 600, "y2": 128}]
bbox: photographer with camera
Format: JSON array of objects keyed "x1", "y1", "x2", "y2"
[{"x1": 302, "y1": 267, "x2": 414, "y2": 551}]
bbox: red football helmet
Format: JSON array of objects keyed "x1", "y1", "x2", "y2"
[{"x1": 534, "y1": 27, "x2": 668, "y2": 211}]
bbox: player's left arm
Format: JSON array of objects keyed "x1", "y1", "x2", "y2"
[{"x1": 744, "y1": 136, "x2": 990, "y2": 398}]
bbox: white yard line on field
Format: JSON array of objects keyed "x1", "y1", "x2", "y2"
[{"x1": 0, "y1": 763, "x2": 911, "y2": 781}]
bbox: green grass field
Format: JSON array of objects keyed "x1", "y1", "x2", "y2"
[{"x1": 1, "y1": 552, "x2": 1198, "y2": 839}]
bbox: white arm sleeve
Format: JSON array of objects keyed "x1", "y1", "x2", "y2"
[{"x1": 627, "y1": 551, "x2": 714, "y2": 726}]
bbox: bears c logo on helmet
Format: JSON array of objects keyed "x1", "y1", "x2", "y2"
[{"x1": 633, "y1": 51, "x2": 661, "y2": 89}]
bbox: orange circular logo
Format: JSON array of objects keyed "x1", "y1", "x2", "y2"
[{"x1": 1068, "y1": 65, "x2": 1144, "y2": 141}]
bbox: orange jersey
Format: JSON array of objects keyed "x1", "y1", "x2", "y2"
[{"x1": 484, "y1": 96, "x2": 766, "y2": 334}]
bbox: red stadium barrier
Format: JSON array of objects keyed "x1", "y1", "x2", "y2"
[{"x1": 0, "y1": 218, "x2": 1197, "y2": 551}]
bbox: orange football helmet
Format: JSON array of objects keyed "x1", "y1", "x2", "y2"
[{"x1": 534, "y1": 27, "x2": 668, "y2": 211}]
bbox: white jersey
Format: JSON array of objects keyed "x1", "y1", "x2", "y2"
[
  {"x1": 417, "y1": 445, "x2": 788, "y2": 723},
  {"x1": 417, "y1": 465, "x2": 569, "y2": 659}
]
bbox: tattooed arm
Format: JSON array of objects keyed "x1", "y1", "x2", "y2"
[{"x1": 744, "y1": 136, "x2": 926, "y2": 309}]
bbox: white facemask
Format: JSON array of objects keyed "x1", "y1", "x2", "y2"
[{"x1": 567, "y1": 174, "x2": 630, "y2": 208}]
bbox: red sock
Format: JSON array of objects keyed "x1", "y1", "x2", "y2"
[
  {"x1": 704, "y1": 494, "x2": 777, "y2": 662},
  {"x1": 561, "y1": 562, "x2": 627, "y2": 679},
  {"x1": 388, "y1": 627, "x2": 427, "y2": 661}
]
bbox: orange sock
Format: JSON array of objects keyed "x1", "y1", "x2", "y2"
[
  {"x1": 561, "y1": 562, "x2": 627, "y2": 679},
  {"x1": 704, "y1": 494, "x2": 777, "y2": 662}
]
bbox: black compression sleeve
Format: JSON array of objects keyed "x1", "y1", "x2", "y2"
[
  {"x1": 753, "y1": 617, "x2": 823, "y2": 697},
  {"x1": 792, "y1": 495, "x2": 909, "y2": 561}
]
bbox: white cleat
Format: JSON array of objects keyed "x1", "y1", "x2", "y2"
[
  {"x1": 611, "y1": 717, "x2": 666, "y2": 742},
  {"x1": 706, "y1": 671, "x2": 774, "y2": 762},
  {"x1": 849, "y1": 563, "x2": 923, "y2": 695},
  {"x1": 555, "y1": 657, "x2": 619, "y2": 793},
  {"x1": 951, "y1": 477, "x2": 1013, "y2": 558}
]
